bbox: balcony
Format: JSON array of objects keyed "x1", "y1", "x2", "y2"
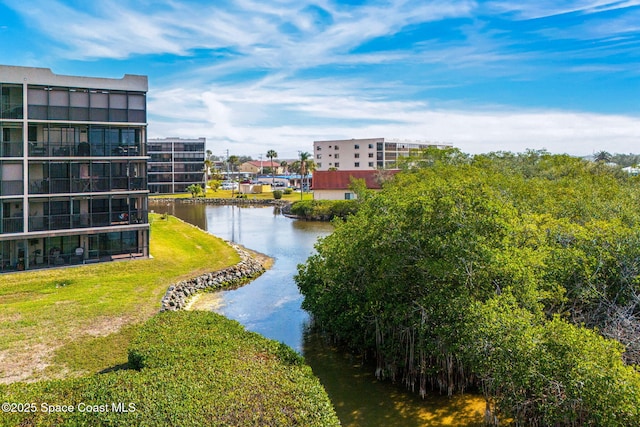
[
  {"x1": 1, "y1": 217, "x2": 23, "y2": 234},
  {"x1": 29, "y1": 177, "x2": 146, "y2": 195},
  {"x1": 28, "y1": 210, "x2": 148, "y2": 232},
  {"x1": 1, "y1": 141, "x2": 23, "y2": 157},
  {"x1": 27, "y1": 142, "x2": 143, "y2": 157},
  {"x1": 1, "y1": 104, "x2": 23, "y2": 120},
  {"x1": 1, "y1": 180, "x2": 22, "y2": 196}
]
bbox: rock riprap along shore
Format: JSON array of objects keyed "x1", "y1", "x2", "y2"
[{"x1": 160, "y1": 242, "x2": 264, "y2": 311}]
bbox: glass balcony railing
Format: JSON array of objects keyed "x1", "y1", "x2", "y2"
[
  {"x1": 27, "y1": 142, "x2": 144, "y2": 157},
  {"x1": 1, "y1": 217, "x2": 23, "y2": 234},
  {"x1": 28, "y1": 210, "x2": 148, "y2": 232},
  {"x1": 1, "y1": 180, "x2": 22, "y2": 196},
  {"x1": 28, "y1": 178, "x2": 147, "y2": 194},
  {"x1": 1, "y1": 141, "x2": 23, "y2": 157},
  {"x1": 1, "y1": 102, "x2": 23, "y2": 119}
]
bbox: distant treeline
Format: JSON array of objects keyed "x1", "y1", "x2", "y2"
[
  {"x1": 608, "y1": 152, "x2": 640, "y2": 167},
  {"x1": 296, "y1": 148, "x2": 640, "y2": 426}
]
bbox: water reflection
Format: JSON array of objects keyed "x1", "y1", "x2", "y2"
[
  {"x1": 304, "y1": 329, "x2": 485, "y2": 427},
  {"x1": 148, "y1": 201, "x2": 485, "y2": 426},
  {"x1": 150, "y1": 201, "x2": 333, "y2": 352},
  {"x1": 203, "y1": 205, "x2": 333, "y2": 352},
  {"x1": 150, "y1": 200, "x2": 208, "y2": 230}
]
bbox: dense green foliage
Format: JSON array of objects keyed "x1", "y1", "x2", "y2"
[
  {"x1": 186, "y1": 183, "x2": 203, "y2": 197},
  {"x1": 290, "y1": 200, "x2": 359, "y2": 220},
  {"x1": 296, "y1": 149, "x2": 640, "y2": 425},
  {"x1": 0, "y1": 311, "x2": 339, "y2": 427}
]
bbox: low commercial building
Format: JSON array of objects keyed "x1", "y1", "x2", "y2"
[
  {"x1": 312, "y1": 169, "x2": 399, "y2": 200},
  {"x1": 239, "y1": 160, "x2": 284, "y2": 175},
  {"x1": 0, "y1": 65, "x2": 149, "y2": 272}
]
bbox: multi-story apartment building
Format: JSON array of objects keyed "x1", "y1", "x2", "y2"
[
  {"x1": 0, "y1": 65, "x2": 149, "y2": 272},
  {"x1": 313, "y1": 137, "x2": 452, "y2": 171},
  {"x1": 147, "y1": 137, "x2": 205, "y2": 194}
]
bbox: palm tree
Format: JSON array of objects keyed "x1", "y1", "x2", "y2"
[
  {"x1": 594, "y1": 151, "x2": 612, "y2": 163},
  {"x1": 267, "y1": 149, "x2": 278, "y2": 184},
  {"x1": 305, "y1": 158, "x2": 316, "y2": 191},
  {"x1": 228, "y1": 155, "x2": 239, "y2": 173},
  {"x1": 298, "y1": 151, "x2": 311, "y2": 198},
  {"x1": 203, "y1": 151, "x2": 213, "y2": 194},
  {"x1": 280, "y1": 160, "x2": 289, "y2": 175}
]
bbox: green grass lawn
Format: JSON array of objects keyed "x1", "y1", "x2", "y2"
[
  {"x1": 1, "y1": 311, "x2": 340, "y2": 427},
  {"x1": 0, "y1": 214, "x2": 240, "y2": 383}
]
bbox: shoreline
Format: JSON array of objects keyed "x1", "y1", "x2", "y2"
[
  {"x1": 186, "y1": 244, "x2": 274, "y2": 311},
  {"x1": 159, "y1": 238, "x2": 274, "y2": 312}
]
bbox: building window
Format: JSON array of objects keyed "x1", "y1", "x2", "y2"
[
  {"x1": 368, "y1": 162, "x2": 374, "y2": 167},
  {"x1": 335, "y1": 145, "x2": 339, "y2": 150},
  {"x1": 354, "y1": 144, "x2": 359, "y2": 149},
  {"x1": 354, "y1": 153, "x2": 359, "y2": 158},
  {"x1": 317, "y1": 146, "x2": 322, "y2": 151},
  {"x1": 1, "y1": 84, "x2": 23, "y2": 119},
  {"x1": 316, "y1": 154, "x2": 322, "y2": 159},
  {"x1": 345, "y1": 192, "x2": 355, "y2": 200},
  {"x1": 317, "y1": 162, "x2": 321, "y2": 168},
  {"x1": 334, "y1": 162, "x2": 339, "y2": 167},
  {"x1": 368, "y1": 153, "x2": 374, "y2": 158},
  {"x1": 354, "y1": 162, "x2": 360, "y2": 167},
  {"x1": 334, "y1": 153, "x2": 339, "y2": 159},
  {"x1": 368, "y1": 144, "x2": 373, "y2": 149}
]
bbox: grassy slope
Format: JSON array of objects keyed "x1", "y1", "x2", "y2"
[
  {"x1": 0, "y1": 214, "x2": 240, "y2": 383},
  {"x1": 0, "y1": 311, "x2": 340, "y2": 427}
]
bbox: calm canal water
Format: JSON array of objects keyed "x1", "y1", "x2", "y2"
[{"x1": 150, "y1": 201, "x2": 484, "y2": 426}]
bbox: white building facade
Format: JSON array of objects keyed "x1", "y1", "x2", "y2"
[{"x1": 313, "y1": 137, "x2": 452, "y2": 171}]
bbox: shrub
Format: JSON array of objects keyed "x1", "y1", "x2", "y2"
[
  {"x1": 273, "y1": 190, "x2": 283, "y2": 199},
  {"x1": 290, "y1": 200, "x2": 359, "y2": 220},
  {"x1": 284, "y1": 187, "x2": 293, "y2": 195},
  {"x1": 0, "y1": 311, "x2": 339, "y2": 427}
]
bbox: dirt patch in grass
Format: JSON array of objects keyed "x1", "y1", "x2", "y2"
[
  {"x1": 80, "y1": 315, "x2": 137, "y2": 337},
  {"x1": 0, "y1": 315, "x2": 137, "y2": 384},
  {"x1": 0, "y1": 343, "x2": 55, "y2": 384}
]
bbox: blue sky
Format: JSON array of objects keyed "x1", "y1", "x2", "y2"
[{"x1": 1, "y1": 0, "x2": 639, "y2": 159}]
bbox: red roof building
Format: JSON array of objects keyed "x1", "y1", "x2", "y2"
[{"x1": 313, "y1": 170, "x2": 399, "y2": 200}]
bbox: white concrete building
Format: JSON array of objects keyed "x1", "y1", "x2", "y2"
[{"x1": 313, "y1": 137, "x2": 452, "y2": 171}]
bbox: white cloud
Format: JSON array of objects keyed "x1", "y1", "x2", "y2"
[
  {"x1": 4, "y1": 0, "x2": 475, "y2": 67},
  {"x1": 486, "y1": 0, "x2": 640, "y2": 20},
  {"x1": 4, "y1": 0, "x2": 636, "y2": 160},
  {"x1": 147, "y1": 79, "x2": 640, "y2": 159}
]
